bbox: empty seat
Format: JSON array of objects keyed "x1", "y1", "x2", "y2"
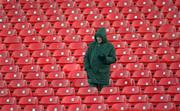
[
  {"x1": 116, "y1": 48, "x2": 133, "y2": 56},
  {"x1": 1, "y1": 65, "x2": 19, "y2": 73},
  {"x1": 111, "y1": 103, "x2": 131, "y2": 111},
  {"x1": 42, "y1": 64, "x2": 61, "y2": 72},
  {"x1": 154, "y1": 70, "x2": 173, "y2": 79},
  {"x1": 136, "y1": 0, "x2": 153, "y2": 7},
  {"x1": 36, "y1": 57, "x2": 56, "y2": 65},
  {"x1": 89, "y1": 104, "x2": 109, "y2": 111},
  {"x1": 132, "y1": 70, "x2": 152, "y2": 80},
  {"x1": 56, "y1": 87, "x2": 75, "y2": 97},
  {"x1": 161, "y1": 54, "x2": 180, "y2": 62},
  {"x1": 133, "y1": 103, "x2": 154, "y2": 111},
  {"x1": 125, "y1": 63, "x2": 144, "y2": 71},
  {"x1": 0, "y1": 58, "x2": 14, "y2": 66},
  {"x1": 29, "y1": 15, "x2": 47, "y2": 23},
  {"x1": 1, "y1": 105, "x2": 21, "y2": 111},
  {"x1": 68, "y1": 71, "x2": 87, "y2": 80},
  {"x1": 156, "y1": 47, "x2": 175, "y2": 55},
  {"x1": 158, "y1": 78, "x2": 179, "y2": 87},
  {"x1": 146, "y1": 63, "x2": 167, "y2": 70},
  {"x1": 155, "y1": 102, "x2": 176, "y2": 111},
  {"x1": 16, "y1": 57, "x2": 34, "y2": 65},
  {"x1": 28, "y1": 43, "x2": 46, "y2": 51},
  {"x1": 67, "y1": 14, "x2": 84, "y2": 23},
  {"x1": 48, "y1": 43, "x2": 66, "y2": 50},
  {"x1": 67, "y1": 104, "x2": 87, "y2": 111},
  {"x1": 117, "y1": 0, "x2": 134, "y2": 8},
  {"x1": 155, "y1": 0, "x2": 173, "y2": 7},
  {"x1": 128, "y1": 94, "x2": 149, "y2": 104},
  {"x1": 64, "y1": 34, "x2": 82, "y2": 43},
  {"x1": 152, "y1": 19, "x2": 168, "y2": 27},
  {"x1": 163, "y1": 32, "x2": 179, "y2": 41},
  {"x1": 50, "y1": 79, "x2": 70, "y2": 89},
  {"x1": 34, "y1": 22, "x2": 52, "y2": 31},
  {"x1": 61, "y1": 96, "x2": 81, "y2": 106},
  {"x1": 73, "y1": 79, "x2": 89, "y2": 89},
  {"x1": 54, "y1": 21, "x2": 70, "y2": 29},
  {"x1": 77, "y1": 87, "x2": 98, "y2": 97},
  {"x1": 8, "y1": 44, "x2": 26, "y2": 51},
  {"x1": 0, "y1": 89, "x2": 10, "y2": 97},
  {"x1": 23, "y1": 36, "x2": 42, "y2": 43},
  {"x1": 86, "y1": 14, "x2": 104, "y2": 22},
  {"x1": 119, "y1": 55, "x2": 138, "y2": 63},
  {"x1": 100, "y1": 87, "x2": 120, "y2": 97},
  {"x1": 46, "y1": 71, "x2": 66, "y2": 81},
  {"x1": 158, "y1": 24, "x2": 176, "y2": 33},
  {"x1": 137, "y1": 78, "x2": 156, "y2": 88},
  {"x1": 23, "y1": 105, "x2": 44, "y2": 111},
  {"x1": 19, "y1": 28, "x2": 36, "y2": 37},
  {"x1": 12, "y1": 50, "x2": 30, "y2": 58},
  {"x1": 8, "y1": 80, "x2": 27, "y2": 89},
  {"x1": 140, "y1": 55, "x2": 159, "y2": 63},
  {"x1": 53, "y1": 49, "x2": 71, "y2": 57},
  {"x1": 38, "y1": 28, "x2": 56, "y2": 36},
  {"x1": 32, "y1": 50, "x2": 51, "y2": 58},
  {"x1": 144, "y1": 86, "x2": 165, "y2": 95},
  {"x1": 29, "y1": 80, "x2": 48, "y2": 89},
  {"x1": 83, "y1": 96, "x2": 104, "y2": 105},
  {"x1": 121, "y1": 6, "x2": 139, "y2": 15},
  {"x1": 46, "y1": 105, "x2": 65, "y2": 111},
  {"x1": 12, "y1": 88, "x2": 32, "y2": 97},
  {"x1": 167, "y1": 85, "x2": 180, "y2": 95},
  {"x1": 25, "y1": 72, "x2": 45, "y2": 81},
  {"x1": 45, "y1": 8, "x2": 62, "y2": 16},
  {"x1": 62, "y1": 64, "x2": 81, "y2": 72},
  {"x1": 134, "y1": 48, "x2": 154, "y2": 55},
  {"x1": 130, "y1": 41, "x2": 148, "y2": 48},
  {"x1": 105, "y1": 95, "x2": 126, "y2": 105},
  {"x1": 150, "y1": 94, "x2": 171, "y2": 103},
  {"x1": 115, "y1": 79, "x2": 135, "y2": 87},
  {"x1": 4, "y1": 72, "x2": 23, "y2": 81},
  {"x1": 132, "y1": 20, "x2": 150, "y2": 28},
  {"x1": 39, "y1": 96, "x2": 59, "y2": 105},
  {"x1": 33, "y1": 88, "x2": 54, "y2": 97},
  {"x1": 21, "y1": 65, "x2": 40, "y2": 72},
  {"x1": 92, "y1": 20, "x2": 110, "y2": 29},
  {"x1": 0, "y1": 97, "x2": 16, "y2": 105},
  {"x1": 58, "y1": 28, "x2": 76, "y2": 36},
  {"x1": 111, "y1": 70, "x2": 130, "y2": 80},
  {"x1": 122, "y1": 86, "x2": 141, "y2": 95}
]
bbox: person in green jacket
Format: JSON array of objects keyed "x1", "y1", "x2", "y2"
[{"x1": 84, "y1": 28, "x2": 116, "y2": 91}]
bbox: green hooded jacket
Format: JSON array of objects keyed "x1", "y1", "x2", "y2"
[{"x1": 84, "y1": 28, "x2": 116, "y2": 84}]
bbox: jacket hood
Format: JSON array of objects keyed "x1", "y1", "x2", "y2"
[{"x1": 94, "y1": 28, "x2": 107, "y2": 43}]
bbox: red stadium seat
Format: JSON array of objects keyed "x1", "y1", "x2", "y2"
[
  {"x1": 29, "y1": 80, "x2": 48, "y2": 89},
  {"x1": 111, "y1": 70, "x2": 130, "y2": 80},
  {"x1": 83, "y1": 96, "x2": 104, "y2": 105},
  {"x1": 4, "y1": 72, "x2": 23, "y2": 81},
  {"x1": 33, "y1": 88, "x2": 54, "y2": 97},
  {"x1": 0, "y1": 97, "x2": 16, "y2": 105},
  {"x1": 61, "y1": 96, "x2": 81, "y2": 106},
  {"x1": 150, "y1": 94, "x2": 171, "y2": 103},
  {"x1": 46, "y1": 71, "x2": 66, "y2": 81},
  {"x1": 0, "y1": 89, "x2": 10, "y2": 97},
  {"x1": 36, "y1": 57, "x2": 56, "y2": 65},
  {"x1": 39, "y1": 96, "x2": 59, "y2": 105},
  {"x1": 122, "y1": 86, "x2": 141, "y2": 95},
  {"x1": 132, "y1": 70, "x2": 152, "y2": 80},
  {"x1": 8, "y1": 80, "x2": 27, "y2": 89},
  {"x1": 77, "y1": 87, "x2": 98, "y2": 97},
  {"x1": 25, "y1": 72, "x2": 45, "y2": 81},
  {"x1": 128, "y1": 94, "x2": 149, "y2": 104},
  {"x1": 115, "y1": 79, "x2": 135, "y2": 87},
  {"x1": 56, "y1": 87, "x2": 75, "y2": 97},
  {"x1": 21, "y1": 65, "x2": 40, "y2": 72},
  {"x1": 12, "y1": 50, "x2": 30, "y2": 58},
  {"x1": 1, "y1": 65, "x2": 19, "y2": 73},
  {"x1": 52, "y1": 49, "x2": 71, "y2": 57},
  {"x1": 133, "y1": 103, "x2": 154, "y2": 111},
  {"x1": 144, "y1": 86, "x2": 165, "y2": 95},
  {"x1": 1, "y1": 105, "x2": 21, "y2": 111},
  {"x1": 146, "y1": 63, "x2": 167, "y2": 70},
  {"x1": 46, "y1": 105, "x2": 65, "y2": 111},
  {"x1": 23, "y1": 105, "x2": 44, "y2": 111},
  {"x1": 12, "y1": 88, "x2": 32, "y2": 97},
  {"x1": 117, "y1": 0, "x2": 134, "y2": 8},
  {"x1": 155, "y1": 103, "x2": 176, "y2": 111},
  {"x1": 83, "y1": 8, "x2": 99, "y2": 15},
  {"x1": 153, "y1": 70, "x2": 173, "y2": 79},
  {"x1": 32, "y1": 50, "x2": 51, "y2": 58},
  {"x1": 106, "y1": 13, "x2": 124, "y2": 21},
  {"x1": 34, "y1": 22, "x2": 52, "y2": 31},
  {"x1": 54, "y1": 21, "x2": 70, "y2": 29},
  {"x1": 50, "y1": 79, "x2": 71, "y2": 89},
  {"x1": 105, "y1": 95, "x2": 126, "y2": 105},
  {"x1": 42, "y1": 2, "x2": 59, "y2": 9},
  {"x1": 67, "y1": 104, "x2": 87, "y2": 111},
  {"x1": 111, "y1": 103, "x2": 131, "y2": 111},
  {"x1": 136, "y1": 0, "x2": 153, "y2": 7},
  {"x1": 89, "y1": 104, "x2": 109, "y2": 111},
  {"x1": 42, "y1": 64, "x2": 61, "y2": 72}
]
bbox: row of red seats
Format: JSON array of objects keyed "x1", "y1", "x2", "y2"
[
  {"x1": 0, "y1": 25, "x2": 178, "y2": 37},
  {"x1": 1, "y1": 0, "x2": 179, "y2": 9},
  {"x1": 0, "y1": 13, "x2": 179, "y2": 25},
  {"x1": 0, "y1": 87, "x2": 179, "y2": 102},
  {"x1": 0, "y1": 68, "x2": 179, "y2": 80},
  {"x1": 1, "y1": 77, "x2": 179, "y2": 88},
  {"x1": 0, "y1": 102, "x2": 179, "y2": 111},
  {"x1": 0, "y1": 54, "x2": 179, "y2": 66},
  {"x1": 1, "y1": 6, "x2": 179, "y2": 18}
]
